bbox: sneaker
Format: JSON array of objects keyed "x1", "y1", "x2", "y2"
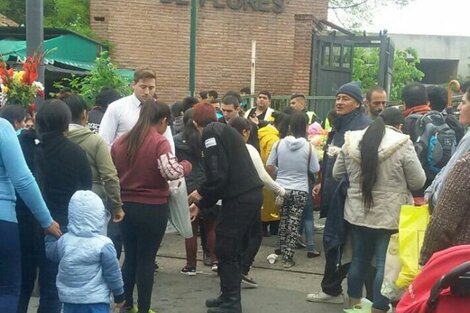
[
  {"x1": 241, "y1": 274, "x2": 258, "y2": 288},
  {"x1": 306, "y1": 291, "x2": 344, "y2": 304},
  {"x1": 314, "y1": 224, "x2": 325, "y2": 232},
  {"x1": 211, "y1": 263, "x2": 218, "y2": 272},
  {"x1": 295, "y1": 238, "x2": 307, "y2": 249},
  {"x1": 307, "y1": 250, "x2": 321, "y2": 258},
  {"x1": 203, "y1": 252, "x2": 212, "y2": 267},
  {"x1": 282, "y1": 259, "x2": 295, "y2": 268},
  {"x1": 180, "y1": 266, "x2": 196, "y2": 276}
]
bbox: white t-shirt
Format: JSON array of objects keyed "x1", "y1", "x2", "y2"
[
  {"x1": 98, "y1": 94, "x2": 174, "y2": 153},
  {"x1": 245, "y1": 144, "x2": 284, "y2": 195}
]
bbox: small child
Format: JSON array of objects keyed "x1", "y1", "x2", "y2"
[{"x1": 46, "y1": 190, "x2": 125, "y2": 313}]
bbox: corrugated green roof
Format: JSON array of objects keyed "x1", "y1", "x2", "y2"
[
  {"x1": 0, "y1": 35, "x2": 134, "y2": 80},
  {"x1": 0, "y1": 34, "x2": 102, "y2": 70}
]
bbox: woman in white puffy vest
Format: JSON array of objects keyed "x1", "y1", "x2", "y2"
[{"x1": 333, "y1": 107, "x2": 426, "y2": 313}]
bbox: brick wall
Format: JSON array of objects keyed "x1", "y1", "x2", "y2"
[{"x1": 90, "y1": 0, "x2": 329, "y2": 102}]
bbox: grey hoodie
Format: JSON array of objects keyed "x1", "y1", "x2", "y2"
[{"x1": 267, "y1": 136, "x2": 320, "y2": 193}]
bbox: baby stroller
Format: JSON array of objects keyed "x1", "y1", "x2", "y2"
[{"x1": 396, "y1": 245, "x2": 470, "y2": 313}]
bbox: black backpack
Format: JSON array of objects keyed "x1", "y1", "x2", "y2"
[{"x1": 405, "y1": 111, "x2": 457, "y2": 180}]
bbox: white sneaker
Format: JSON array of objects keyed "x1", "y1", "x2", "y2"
[
  {"x1": 314, "y1": 224, "x2": 325, "y2": 231},
  {"x1": 306, "y1": 291, "x2": 344, "y2": 304}
]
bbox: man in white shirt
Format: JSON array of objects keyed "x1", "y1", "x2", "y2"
[{"x1": 99, "y1": 69, "x2": 175, "y2": 152}]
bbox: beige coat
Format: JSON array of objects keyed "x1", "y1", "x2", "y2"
[{"x1": 333, "y1": 126, "x2": 426, "y2": 230}]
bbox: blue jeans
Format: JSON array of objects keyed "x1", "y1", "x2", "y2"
[
  {"x1": 347, "y1": 225, "x2": 394, "y2": 311},
  {"x1": 0, "y1": 220, "x2": 21, "y2": 313},
  {"x1": 299, "y1": 187, "x2": 315, "y2": 252},
  {"x1": 63, "y1": 303, "x2": 110, "y2": 313}
]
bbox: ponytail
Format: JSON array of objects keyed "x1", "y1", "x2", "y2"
[{"x1": 360, "y1": 116, "x2": 386, "y2": 209}]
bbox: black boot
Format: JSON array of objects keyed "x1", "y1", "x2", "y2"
[
  {"x1": 206, "y1": 296, "x2": 241, "y2": 313},
  {"x1": 205, "y1": 295, "x2": 225, "y2": 308}
]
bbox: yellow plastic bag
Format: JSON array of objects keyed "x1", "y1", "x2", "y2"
[{"x1": 395, "y1": 204, "x2": 430, "y2": 288}]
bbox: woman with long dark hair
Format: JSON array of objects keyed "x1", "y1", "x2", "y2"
[
  {"x1": 35, "y1": 99, "x2": 92, "y2": 313},
  {"x1": 111, "y1": 100, "x2": 191, "y2": 313},
  {"x1": 266, "y1": 112, "x2": 320, "y2": 268},
  {"x1": 333, "y1": 107, "x2": 426, "y2": 313},
  {"x1": 175, "y1": 109, "x2": 218, "y2": 275}
]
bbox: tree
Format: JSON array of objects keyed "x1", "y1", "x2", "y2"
[
  {"x1": 54, "y1": 51, "x2": 131, "y2": 106},
  {"x1": 0, "y1": 0, "x2": 91, "y2": 36},
  {"x1": 329, "y1": 0, "x2": 413, "y2": 30},
  {"x1": 352, "y1": 47, "x2": 424, "y2": 101}
]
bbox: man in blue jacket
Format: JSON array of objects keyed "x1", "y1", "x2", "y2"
[{"x1": 307, "y1": 82, "x2": 370, "y2": 304}]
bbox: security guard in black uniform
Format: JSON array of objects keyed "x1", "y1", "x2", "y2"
[{"x1": 189, "y1": 102, "x2": 263, "y2": 313}]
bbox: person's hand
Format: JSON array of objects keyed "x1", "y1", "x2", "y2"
[
  {"x1": 114, "y1": 300, "x2": 125, "y2": 309},
  {"x1": 188, "y1": 190, "x2": 202, "y2": 204},
  {"x1": 113, "y1": 209, "x2": 125, "y2": 223},
  {"x1": 277, "y1": 187, "x2": 286, "y2": 197},
  {"x1": 189, "y1": 203, "x2": 200, "y2": 222},
  {"x1": 312, "y1": 183, "x2": 321, "y2": 196},
  {"x1": 46, "y1": 220, "x2": 62, "y2": 238}
]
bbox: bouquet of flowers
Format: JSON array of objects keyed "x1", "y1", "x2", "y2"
[
  {"x1": 0, "y1": 54, "x2": 44, "y2": 107},
  {"x1": 308, "y1": 122, "x2": 329, "y2": 161}
]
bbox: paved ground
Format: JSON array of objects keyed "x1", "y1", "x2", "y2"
[{"x1": 28, "y1": 216, "x2": 348, "y2": 313}]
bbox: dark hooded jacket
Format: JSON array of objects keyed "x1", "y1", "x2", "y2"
[
  {"x1": 174, "y1": 132, "x2": 206, "y2": 194},
  {"x1": 320, "y1": 108, "x2": 370, "y2": 218}
]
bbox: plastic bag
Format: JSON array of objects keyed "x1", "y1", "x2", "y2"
[
  {"x1": 395, "y1": 204, "x2": 430, "y2": 288},
  {"x1": 381, "y1": 233, "x2": 404, "y2": 301},
  {"x1": 343, "y1": 298, "x2": 372, "y2": 313},
  {"x1": 167, "y1": 178, "x2": 193, "y2": 238}
]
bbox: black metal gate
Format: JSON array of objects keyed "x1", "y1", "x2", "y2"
[{"x1": 310, "y1": 31, "x2": 394, "y2": 121}]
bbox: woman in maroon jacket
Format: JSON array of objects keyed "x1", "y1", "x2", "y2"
[{"x1": 111, "y1": 100, "x2": 191, "y2": 313}]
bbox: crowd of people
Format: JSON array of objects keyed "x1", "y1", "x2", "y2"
[{"x1": 0, "y1": 67, "x2": 469, "y2": 313}]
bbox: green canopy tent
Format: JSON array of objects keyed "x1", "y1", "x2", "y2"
[{"x1": 0, "y1": 28, "x2": 134, "y2": 94}]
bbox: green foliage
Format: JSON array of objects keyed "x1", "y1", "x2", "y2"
[
  {"x1": 0, "y1": 1, "x2": 25, "y2": 24},
  {"x1": 45, "y1": 0, "x2": 92, "y2": 36},
  {"x1": 0, "y1": 0, "x2": 92, "y2": 37},
  {"x1": 352, "y1": 47, "x2": 380, "y2": 92},
  {"x1": 352, "y1": 47, "x2": 424, "y2": 101},
  {"x1": 54, "y1": 51, "x2": 132, "y2": 106},
  {"x1": 391, "y1": 48, "x2": 425, "y2": 100}
]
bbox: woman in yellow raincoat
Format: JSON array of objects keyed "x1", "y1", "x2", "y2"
[{"x1": 257, "y1": 112, "x2": 290, "y2": 235}]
